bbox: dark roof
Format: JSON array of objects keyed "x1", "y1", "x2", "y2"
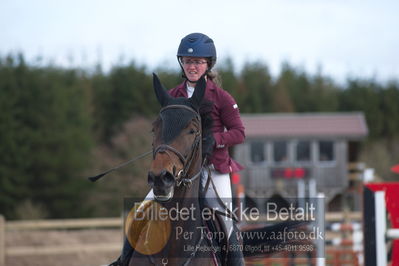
[{"x1": 241, "y1": 112, "x2": 368, "y2": 139}]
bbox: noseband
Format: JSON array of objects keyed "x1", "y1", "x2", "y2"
[{"x1": 152, "y1": 105, "x2": 203, "y2": 187}]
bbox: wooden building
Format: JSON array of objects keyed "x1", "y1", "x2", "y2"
[{"x1": 233, "y1": 112, "x2": 368, "y2": 210}]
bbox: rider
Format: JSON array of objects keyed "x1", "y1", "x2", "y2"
[
  {"x1": 173, "y1": 32, "x2": 246, "y2": 266},
  {"x1": 110, "y1": 32, "x2": 245, "y2": 266},
  {"x1": 172, "y1": 32, "x2": 245, "y2": 193}
]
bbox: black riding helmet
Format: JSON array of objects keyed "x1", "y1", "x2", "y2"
[{"x1": 177, "y1": 33, "x2": 217, "y2": 72}]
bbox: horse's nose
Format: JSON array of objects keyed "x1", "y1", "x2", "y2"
[
  {"x1": 148, "y1": 171, "x2": 155, "y2": 187},
  {"x1": 160, "y1": 171, "x2": 175, "y2": 187},
  {"x1": 147, "y1": 170, "x2": 175, "y2": 187}
]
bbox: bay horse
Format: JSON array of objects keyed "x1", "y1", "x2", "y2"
[
  {"x1": 125, "y1": 74, "x2": 310, "y2": 266},
  {"x1": 127, "y1": 74, "x2": 223, "y2": 266}
]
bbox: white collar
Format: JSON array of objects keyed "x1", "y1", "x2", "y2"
[{"x1": 186, "y1": 84, "x2": 195, "y2": 98}]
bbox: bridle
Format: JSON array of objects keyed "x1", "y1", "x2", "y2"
[
  {"x1": 152, "y1": 104, "x2": 203, "y2": 187},
  {"x1": 150, "y1": 106, "x2": 214, "y2": 266}
]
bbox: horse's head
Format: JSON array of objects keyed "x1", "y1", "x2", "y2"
[{"x1": 148, "y1": 74, "x2": 206, "y2": 202}]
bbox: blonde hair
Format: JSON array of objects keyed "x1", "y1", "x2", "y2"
[{"x1": 207, "y1": 70, "x2": 222, "y2": 88}]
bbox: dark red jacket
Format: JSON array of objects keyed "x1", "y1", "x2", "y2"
[{"x1": 168, "y1": 79, "x2": 245, "y2": 174}]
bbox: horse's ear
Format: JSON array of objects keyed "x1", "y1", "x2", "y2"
[
  {"x1": 190, "y1": 75, "x2": 206, "y2": 109},
  {"x1": 153, "y1": 73, "x2": 170, "y2": 107}
]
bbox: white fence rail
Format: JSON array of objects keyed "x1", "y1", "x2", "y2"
[{"x1": 0, "y1": 215, "x2": 123, "y2": 266}]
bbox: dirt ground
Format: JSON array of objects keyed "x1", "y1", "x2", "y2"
[
  {"x1": 6, "y1": 229, "x2": 123, "y2": 266},
  {"x1": 6, "y1": 228, "x2": 360, "y2": 265}
]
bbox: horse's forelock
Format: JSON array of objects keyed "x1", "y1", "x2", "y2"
[
  {"x1": 153, "y1": 98, "x2": 214, "y2": 160},
  {"x1": 159, "y1": 108, "x2": 197, "y2": 143}
]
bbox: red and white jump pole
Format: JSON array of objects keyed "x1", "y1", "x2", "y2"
[{"x1": 363, "y1": 183, "x2": 399, "y2": 266}]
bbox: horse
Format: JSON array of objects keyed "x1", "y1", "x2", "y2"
[
  {"x1": 126, "y1": 74, "x2": 223, "y2": 266},
  {"x1": 124, "y1": 74, "x2": 311, "y2": 266}
]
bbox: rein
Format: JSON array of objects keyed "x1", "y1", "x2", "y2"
[{"x1": 152, "y1": 104, "x2": 203, "y2": 187}]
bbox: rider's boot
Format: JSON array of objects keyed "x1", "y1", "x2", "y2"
[
  {"x1": 226, "y1": 225, "x2": 245, "y2": 266},
  {"x1": 108, "y1": 257, "x2": 124, "y2": 266},
  {"x1": 109, "y1": 238, "x2": 133, "y2": 266}
]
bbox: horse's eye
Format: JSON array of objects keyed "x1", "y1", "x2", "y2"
[{"x1": 189, "y1": 129, "x2": 196, "y2": 134}]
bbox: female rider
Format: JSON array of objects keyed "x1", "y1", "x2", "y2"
[{"x1": 111, "y1": 32, "x2": 245, "y2": 266}]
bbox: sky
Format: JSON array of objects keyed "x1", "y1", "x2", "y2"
[{"x1": 1, "y1": 0, "x2": 398, "y2": 83}]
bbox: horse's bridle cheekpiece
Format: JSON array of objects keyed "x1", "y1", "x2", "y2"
[{"x1": 152, "y1": 104, "x2": 203, "y2": 188}]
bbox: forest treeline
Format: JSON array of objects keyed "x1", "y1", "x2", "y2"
[{"x1": 1, "y1": 54, "x2": 398, "y2": 219}]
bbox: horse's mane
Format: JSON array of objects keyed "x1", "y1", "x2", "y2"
[
  {"x1": 199, "y1": 99, "x2": 214, "y2": 161},
  {"x1": 153, "y1": 99, "x2": 214, "y2": 162}
]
